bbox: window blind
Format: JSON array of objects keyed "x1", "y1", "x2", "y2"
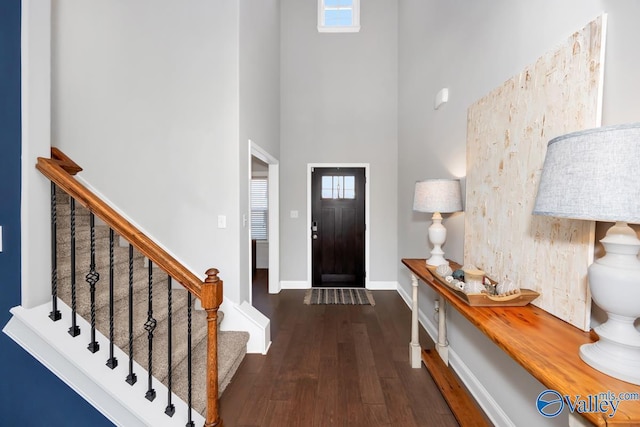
[{"x1": 251, "y1": 178, "x2": 268, "y2": 240}]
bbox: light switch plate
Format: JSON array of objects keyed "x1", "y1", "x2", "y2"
[{"x1": 217, "y1": 215, "x2": 227, "y2": 229}]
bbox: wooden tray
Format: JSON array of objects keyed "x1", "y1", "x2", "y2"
[{"x1": 428, "y1": 268, "x2": 540, "y2": 307}]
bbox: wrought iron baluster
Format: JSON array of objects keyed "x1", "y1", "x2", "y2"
[
  {"x1": 49, "y1": 182, "x2": 61, "y2": 321},
  {"x1": 125, "y1": 244, "x2": 137, "y2": 385},
  {"x1": 68, "y1": 198, "x2": 80, "y2": 337},
  {"x1": 106, "y1": 229, "x2": 118, "y2": 369},
  {"x1": 185, "y1": 292, "x2": 194, "y2": 427},
  {"x1": 165, "y1": 275, "x2": 175, "y2": 417},
  {"x1": 86, "y1": 212, "x2": 100, "y2": 353},
  {"x1": 145, "y1": 260, "x2": 156, "y2": 401}
]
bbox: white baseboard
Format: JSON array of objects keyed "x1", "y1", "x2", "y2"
[
  {"x1": 395, "y1": 286, "x2": 513, "y2": 427},
  {"x1": 3, "y1": 302, "x2": 204, "y2": 427},
  {"x1": 280, "y1": 280, "x2": 310, "y2": 289},
  {"x1": 279, "y1": 280, "x2": 397, "y2": 290},
  {"x1": 367, "y1": 280, "x2": 398, "y2": 290}
]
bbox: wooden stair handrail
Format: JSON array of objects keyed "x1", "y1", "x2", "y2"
[
  {"x1": 37, "y1": 154, "x2": 204, "y2": 298},
  {"x1": 37, "y1": 149, "x2": 224, "y2": 427}
]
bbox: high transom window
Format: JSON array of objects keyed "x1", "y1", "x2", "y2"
[
  {"x1": 322, "y1": 175, "x2": 356, "y2": 199},
  {"x1": 318, "y1": 0, "x2": 360, "y2": 33}
]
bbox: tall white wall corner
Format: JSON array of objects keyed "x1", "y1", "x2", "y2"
[
  {"x1": 434, "y1": 88, "x2": 449, "y2": 110},
  {"x1": 220, "y1": 300, "x2": 271, "y2": 354}
]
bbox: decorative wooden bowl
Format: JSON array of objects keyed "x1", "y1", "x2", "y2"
[{"x1": 428, "y1": 267, "x2": 540, "y2": 307}]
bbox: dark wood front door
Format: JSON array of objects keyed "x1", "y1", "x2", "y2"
[{"x1": 311, "y1": 167, "x2": 365, "y2": 288}]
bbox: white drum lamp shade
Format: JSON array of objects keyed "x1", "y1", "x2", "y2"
[
  {"x1": 533, "y1": 123, "x2": 640, "y2": 385},
  {"x1": 414, "y1": 179, "x2": 463, "y2": 267}
]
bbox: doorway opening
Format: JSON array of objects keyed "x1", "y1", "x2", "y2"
[
  {"x1": 308, "y1": 164, "x2": 370, "y2": 288},
  {"x1": 249, "y1": 141, "x2": 280, "y2": 302}
]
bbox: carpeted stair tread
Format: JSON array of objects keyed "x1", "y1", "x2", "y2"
[
  {"x1": 53, "y1": 189, "x2": 248, "y2": 416},
  {"x1": 93, "y1": 277, "x2": 174, "y2": 347},
  {"x1": 109, "y1": 292, "x2": 207, "y2": 366},
  {"x1": 57, "y1": 241, "x2": 144, "y2": 284},
  {"x1": 57, "y1": 262, "x2": 161, "y2": 325},
  {"x1": 129, "y1": 305, "x2": 208, "y2": 380},
  {"x1": 171, "y1": 330, "x2": 250, "y2": 415}
]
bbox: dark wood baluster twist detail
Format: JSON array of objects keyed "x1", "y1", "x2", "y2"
[
  {"x1": 49, "y1": 182, "x2": 61, "y2": 321},
  {"x1": 145, "y1": 260, "x2": 156, "y2": 401},
  {"x1": 86, "y1": 212, "x2": 100, "y2": 353},
  {"x1": 106, "y1": 228, "x2": 118, "y2": 369},
  {"x1": 165, "y1": 275, "x2": 175, "y2": 417},
  {"x1": 185, "y1": 292, "x2": 194, "y2": 427},
  {"x1": 68, "y1": 198, "x2": 80, "y2": 337},
  {"x1": 125, "y1": 244, "x2": 137, "y2": 386}
]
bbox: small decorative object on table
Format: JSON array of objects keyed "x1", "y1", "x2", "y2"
[{"x1": 429, "y1": 262, "x2": 539, "y2": 307}]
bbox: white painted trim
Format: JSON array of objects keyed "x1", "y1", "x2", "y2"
[
  {"x1": 267, "y1": 164, "x2": 280, "y2": 294},
  {"x1": 306, "y1": 163, "x2": 370, "y2": 289},
  {"x1": 367, "y1": 281, "x2": 398, "y2": 290},
  {"x1": 249, "y1": 141, "x2": 280, "y2": 296},
  {"x1": 220, "y1": 300, "x2": 271, "y2": 355},
  {"x1": 279, "y1": 280, "x2": 390, "y2": 291},
  {"x1": 395, "y1": 286, "x2": 513, "y2": 427},
  {"x1": 317, "y1": 0, "x2": 361, "y2": 33},
  {"x1": 3, "y1": 303, "x2": 204, "y2": 427},
  {"x1": 280, "y1": 280, "x2": 310, "y2": 290}
]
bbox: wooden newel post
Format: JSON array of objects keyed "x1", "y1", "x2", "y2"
[{"x1": 201, "y1": 268, "x2": 224, "y2": 427}]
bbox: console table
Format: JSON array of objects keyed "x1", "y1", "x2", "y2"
[{"x1": 402, "y1": 258, "x2": 640, "y2": 427}]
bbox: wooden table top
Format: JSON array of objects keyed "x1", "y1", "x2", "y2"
[{"x1": 402, "y1": 258, "x2": 640, "y2": 426}]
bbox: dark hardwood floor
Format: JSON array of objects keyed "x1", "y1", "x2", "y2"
[{"x1": 219, "y1": 269, "x2": 459, "y2": 426}]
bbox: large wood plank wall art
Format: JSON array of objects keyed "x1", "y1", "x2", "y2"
[{"x1": 464, "y1": 16, "x2": 606, "y2": 330}]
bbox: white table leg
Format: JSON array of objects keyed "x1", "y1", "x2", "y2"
[
  {"x1": 410, "y1": 273, "x2": 422, "y2": 368},
  {"x1": 436, "y1": 295, "x2": 449, "y2": 365}
]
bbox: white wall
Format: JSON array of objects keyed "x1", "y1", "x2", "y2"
[
  {"x1": 398, "y1": 1, "x2": 640, "y2": 426},
  {"x1": 239, "y1": 0, "x2": 281, "y2": 303},
  {"x1": 51, "y1": 1, "x2": 254, "y2": 305},
  {"x1": 52, "y1": 1, "x2": 280, "y2": 306},
  {"x1": 279, "y1": 0, "x2": 398, "y2": 285}
]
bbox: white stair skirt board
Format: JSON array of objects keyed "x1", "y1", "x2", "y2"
[
  {"x1": 220, "y1": 300, "x2": 271, "y2": 355},
  {"x1": 3, "y1": 302, "x2": 204, "y2": 427},
  {"x1": 396, "y1": 285, "x2": 513, "y2": 427}
]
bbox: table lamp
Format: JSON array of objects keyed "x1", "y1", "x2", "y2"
[
  {"x1": 413, "y1": 179, "x2": 462, "y2": 267},
  {"x1": 533, "y1": 123, "x2": 640, "y2": 385}
]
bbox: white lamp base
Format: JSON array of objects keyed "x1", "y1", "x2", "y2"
[
  {"x1": 579, "y1": 222, "x2": 640, "y2": 385},
  {"x1": 426, "y1": 212, "x2": 449, "y2": 267},
  {"x1": 580, "y1": 331, "x2": 640, "y2": 385}
]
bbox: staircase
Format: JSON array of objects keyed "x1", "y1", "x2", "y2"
[
  {"x1": 3, "y1": 149, "x2": 251, "y2": 426},
  {"x1": 54, "y1": 188, "x2": 249, "y2": 417}
]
